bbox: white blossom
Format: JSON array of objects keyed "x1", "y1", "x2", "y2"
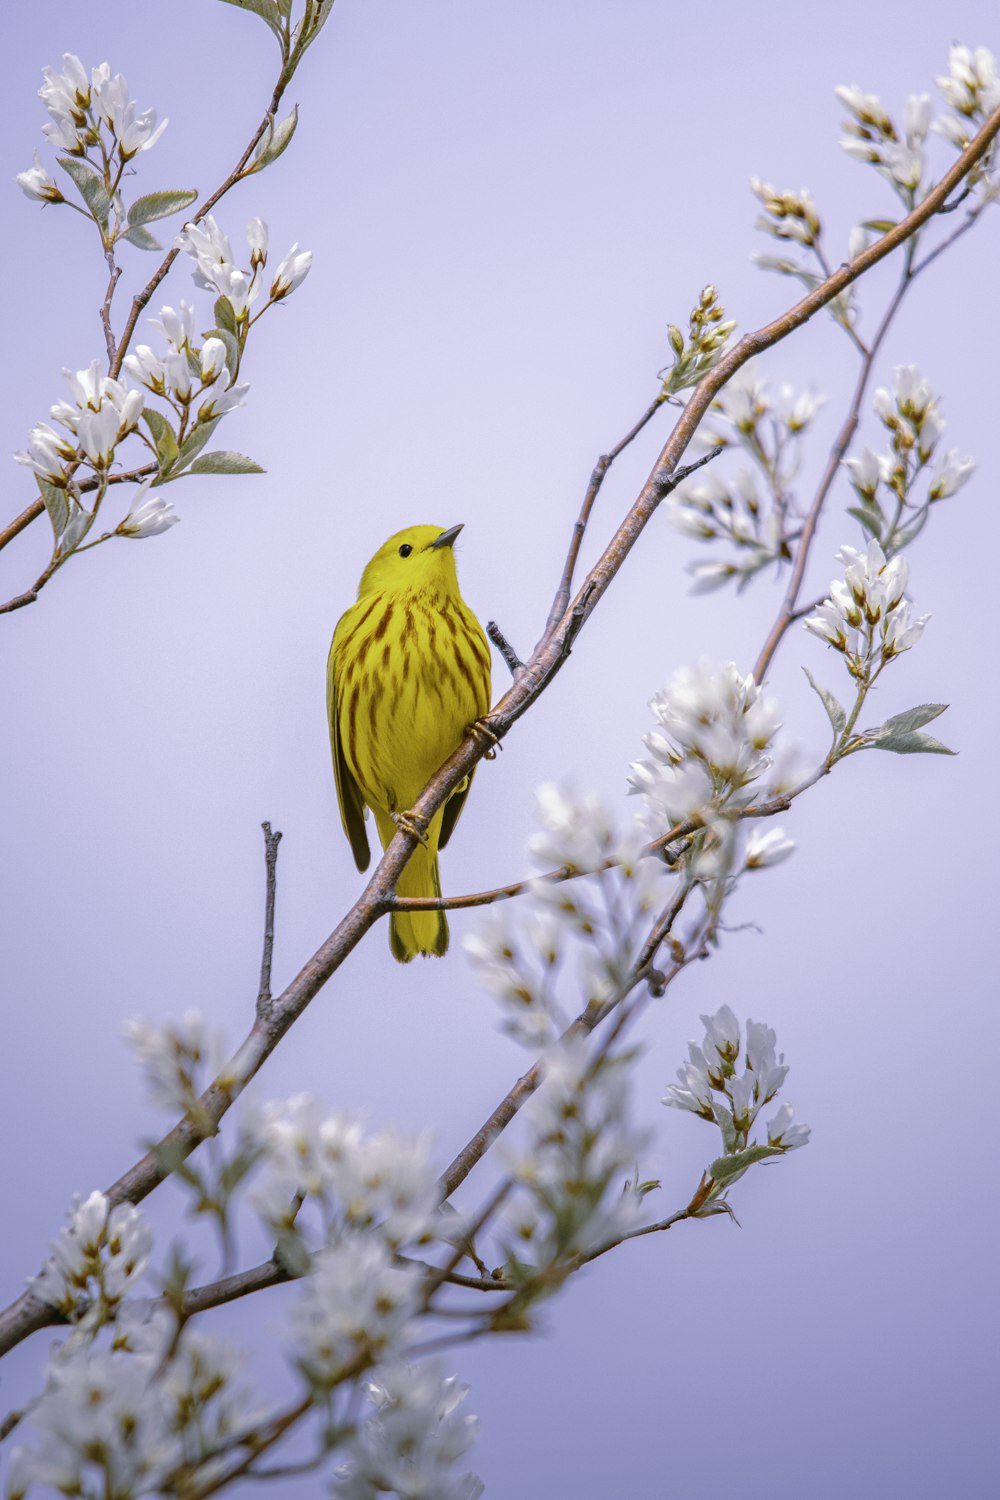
[
  {"x1": 766, "y1": 1102, "x2": 812, "y2": 1150},
  {"x1": 333, "y1": 1361, "x2": 483, "y2": 1500},
  {"x1": 269, "y1": 242, "x2": 313, "y2": 300},
  {"x1": 197, "y1": 375, "x2": 250, "y2": 422},
  {"x1": 15, "y1": 150, "x2": 63, "y2": 203},
  {"x1": 842, "y1": 445, "x2": 881, "y2": 499},
  {"x1": 150, "y1": 301, "x2": 197, "y2": 353},
  {"x1": 290, "y1": 1236, "x2": 421, "y2": 1389},
  {"x1": 928, "y1": 449, "x2": 976, "y2": 500},
  {"x1": 122, "y1": 344, "x2": 168, "y2": 395},
  {"x1": 13, "y1": 421, "x2": 75, "y2": 483},
  {"x1": 123, "y1": 1008, "x2": 221, "y2": 1113},
  {"x1": 745, "y1": 827, "x2": 796, "y2": 869},
  {"x1": 30, "y1": 1190, "x2": 152, "y2": 1320},
  {"x1": 246, "y1": 216, "x2": 268, "y2": 268},
  {"x1": 117, "y1": 481, "x2": 179, "y2": 539}
]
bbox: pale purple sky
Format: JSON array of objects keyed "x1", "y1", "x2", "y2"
[{"x1": 2, "y1": 2, "x2": 998, "y2": 1496}]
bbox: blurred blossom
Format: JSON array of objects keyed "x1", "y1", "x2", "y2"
[
  {"x1": 290, "y1": 1235, "x2": 421, "y2": 1389},
  {"x1": 503, "y1": 1037, "x2": 647, "y2": 1261},
  {"x1": 332, "y1": 1361, "x2": 483, "y2": 1500},
  {"x1": 928, "y1": 448, "x2": 976, "y2": 500},
  {"x1": 30, "y1": 1190, "x2": 151, "y2": 1321},
  {"x1": 250, "y1": 1094, "x2": 441, "y2": 1252},
  {"x1": 744, "y1": 827, "x2": 796, "y2": 869},
  {"x1": 750, "y1": 177, "x2": 821, "y2": 247},
  {"x1": 123, "y1": 1008, "x2": 224, "y2": 1115}
]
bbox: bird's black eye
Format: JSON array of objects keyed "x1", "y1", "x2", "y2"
[{"x1": 398, "y1": 544, "x2": 413, "y2": 558}]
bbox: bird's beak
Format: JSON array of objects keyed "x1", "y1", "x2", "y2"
[{"x1": 431, "y1": 523, "x2": 464, "y2": 550}]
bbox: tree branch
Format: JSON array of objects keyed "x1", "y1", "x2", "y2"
[{"x1": 256, "y1": 822, "x2": 283, "y2": 1014}]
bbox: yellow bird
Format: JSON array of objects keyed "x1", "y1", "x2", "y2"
[{"x1": 327, "y1": 524, "x2": 492, "y2": 962}]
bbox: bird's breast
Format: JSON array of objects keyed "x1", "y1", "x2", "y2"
[{"x1": 335, "y1": 589, "x2": 491, "y2": 812}]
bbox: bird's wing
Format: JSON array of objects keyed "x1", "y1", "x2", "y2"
[{"x1": 327, "y1": 628, "x2": 371, "y2": 872}]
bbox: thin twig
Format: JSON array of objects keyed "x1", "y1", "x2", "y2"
[
  {"x1": 101, "y1": 248, "x2": 122, "y2": 366},
  {"x1": 543, "y1": 393, "x2": 666, "y2": 640},
  {"x1": 487, "y1": 621, "x2": 524, "y2": 675},
  {"x1": 2, "y1": 105, "x2": 998, "y2": 1359},
  {"x1": 256, "y1": 822, "x2": 283, "y2": 1014}
]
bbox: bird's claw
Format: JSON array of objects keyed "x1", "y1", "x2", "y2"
[
  {"x1": 392, "y1": 809, "x2": 430, "y2": 846},
  {"x1": 467, "y1": 716, "x2": 502, "y2": 760}
]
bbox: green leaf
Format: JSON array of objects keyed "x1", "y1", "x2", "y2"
[
  {"x1": 246, "y1": 105, "x2": 299, "y2": 174},
  {"x1": 862, "y1": 219, "x2": 898, "y2": 233},
  {"x1": 173, "y1": 416, "x2": 222, "y2": 472},
  {"x1": 205, "y1": 328, "x2": 241, "y2": 382},
  {"x1": 55, "y1": 506, "x2": 95, "y2": 559},
  {"x1": 709, "y1": 1144, "x2": 783, "y2": 1187},
  {"x1": 186, "y1": 451, "x2": 265, "y2": 476},
  {"x1": 803, "y1": 667, "x2": 846, "y2": 737},
  {"x1": 847, "y1": 504, "x2": 883, "y2": 540},
  {"x1": 215, "y1": 0, "x2": 284, "y2": 40},
  {"x1": 142, "y1": 409, "x2": 180, "y2": 476},
  {"x1": 869, "y1": 729, "x2": 956, "y2": 756},
  {"x1": 122, "y1": 224, "x2": 163, "y2": 251},
  {"x1": 57, "y1": 156, "x2": 111, "y2": 226},
  {"x1": 127, "y1": 189, "x2": 198, "y2": 228},
  {"x1": 36, "y1": 478, "x2": 69, "y2": 539},
  {"x1": 878, "y1": 703, "x2": 949, "y2": 737},
  {"x1": 213, "y1": 296, "x2": 238, "y2": 337}
]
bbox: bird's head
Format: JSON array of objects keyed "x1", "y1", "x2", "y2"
[{"x1": 357, "y1": 524, "x2": 465, "y2": 598}]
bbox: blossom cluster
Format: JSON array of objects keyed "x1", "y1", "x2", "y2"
[
  {"x1": 175, "y1": 214, "x2": 312, "y2": 323},
  {"x1": 664, "y1": 1004, "x2": 810, "y2": 1163},
  {"x1": 660, "y1": 285, "x2": 736, "y2": 396},
  {"x1": 465, "y1": 785, "x2": 674, "y2": 1048},
  {"x1": 16, "y1": 53, "x2": 166, "y2": 206},
  {"x1": 844, "y1": 365, "x2": 975, "y2": 549},
  {"x1": 837, "y1": 45, "x2": 1000, "y2": 203},
  {"x1": 7, "y1": 1307, "x2": 260, "y2": 1500},
  {"x1": 333, "y1": 1362, "x2": 483, "y2": 1500},
  {"x1": 250, "y1": 1093, "x2": 443, "y2": 1258},
  {"x1": 804, "y1": 538, "x2": 928, "y2": 676},
  {"x1": 666, "y1": 363, "x2": 825, "y2": 592},
  {"x1": 837, "y1": 85, "x2": 931, "y2": 197},
  {"x1": 30, "y1": 1190, "x2": 152, "y2": 1325},
  {"x1": 501, "y1": 1037, "x2": 647, "y2": 1267},
  {"x1": 628, "y1": 659, "x2": 782, "y2": 828}
]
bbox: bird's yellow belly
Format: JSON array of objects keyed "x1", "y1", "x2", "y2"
[{"x1": 335, "y1": 597, "x2": 488, "y2": 815}]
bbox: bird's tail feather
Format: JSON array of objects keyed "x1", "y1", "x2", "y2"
[{"x1": 377, "y1": 811, "x2": 449, "y2": 962}]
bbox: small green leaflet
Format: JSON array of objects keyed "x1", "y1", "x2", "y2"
[
  {"x1": 122, "y1": 224, "x2": 162, "y2": 252},
  {"x1": 127, "y1": 189, "x2": 198, "y2": 228},
  {"x1": 246, "y1": 106, "x2": 299, "y2": 174},
  {"x1": 186, "y1": 451, "x2": 265, "y2": 476},
  {"x1": 803, "y1": 667, "x2": 846, "y2": 737},
  {"x1": 142, "y1": 409, "x2": 180, "y2": 476},
  {"x1": 37, "y1": 478, "x2": 69, "y2": 539},
  {"x1": 866, "y1": 703, "x2": 956, "y2": 756},
  {"x1": 215, "y1": 0, "x2": 284, "y2": 41},
  {"x1": 709, "y1": 1144, "x2": 784, "y2": 1186},
  {"x1": 57, "y1": 157, "x2": 110, "y2": 227}
]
